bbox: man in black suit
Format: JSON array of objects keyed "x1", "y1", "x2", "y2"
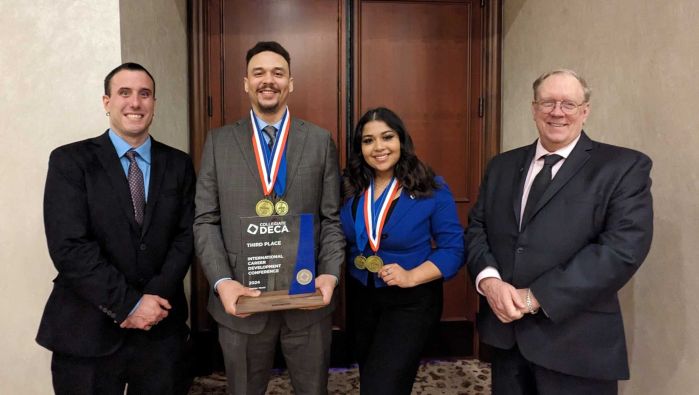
[
  {"x1": 37, "y1": 63, "x2": 195, "y2": 394},
  {"x1": 466, "y1": 69, "x2": 653, "y2": 394}
]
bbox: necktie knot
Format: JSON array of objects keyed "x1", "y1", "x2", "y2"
[
  {"x1": 263, "y1": 125, "x2": 277, "y2": 149},
  {"x1": 522, "y1": 154, "x2": 563, "y2": 227},
  {"x1": 542, "y1": 154, "x2": 563, "y2": 167},
  {"x1": 125, "y1": 150, "x2": 138, "y2": 162}
]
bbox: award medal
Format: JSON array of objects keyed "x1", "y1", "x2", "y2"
[
  {"x1": 365, "y1": 255, "x2": 383, "y2": 273},
  {"x1": 362, "y1": 177, "x2": 400, "y2": 273},
  {"x1": 251, "y1": 108, "x2": 291, "y2": 216},
  {"x1": 354, "y1": 255, "x2": 367, "y2": 270},
  {"x1": 274, "y1": 199, "x2": 289, "y2": 216},
  {"x1": 255, "y1": 198, "x2": 275, "y2": 217}
]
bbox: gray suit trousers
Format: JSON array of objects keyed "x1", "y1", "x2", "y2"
[{"x1": 218, "y1": 312, "x2": 332, "y2": 395}]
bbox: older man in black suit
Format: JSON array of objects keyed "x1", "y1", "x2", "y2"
[
  {"x1": 37, "y1": 63, "x2": 195, "y2": 394},
  {"x1": 466, "y1": 69, "x2": 653, "y2": 394}
]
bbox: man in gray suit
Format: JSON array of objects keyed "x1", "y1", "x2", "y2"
[{"x1": 194, "y1": 41, "x2": 345, "y2": 394}]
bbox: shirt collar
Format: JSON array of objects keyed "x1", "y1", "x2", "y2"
[
  {"x1": 535, "y1": 133, "x2": 581, "y2": 161},
  {"x1": 108, "y1": 129, "x2": 152, "y2": 164},
  {"x1": 252, "y1": 110, "x2": 284, "y2": 131}
]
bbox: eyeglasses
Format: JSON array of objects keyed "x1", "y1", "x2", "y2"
[{"x1": 533, "y1": 99, "x2": 587, "y2": 115}]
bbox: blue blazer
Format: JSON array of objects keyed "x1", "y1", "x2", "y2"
[{"x1": 340, "y1": 177, "x2": 465, "y2": 287}]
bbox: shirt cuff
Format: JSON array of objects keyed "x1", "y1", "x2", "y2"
[
  {"x1": 213, "y1": 277, "x2": 232, "y2": 293},
  {"x1": 475, "y1": 267, "x2": 502, "y2": 295},
  {"x1": 128, "y1": 297, "x2": 143, "y2": 316}
]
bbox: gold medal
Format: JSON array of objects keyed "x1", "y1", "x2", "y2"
[
  {"x1": 274, "y1": 199, "x2": 289, "y2": 216},
  {"x1": 365, "y1": 255, "x2": 384, "y2": 273},
  {"x1": 255, "y1": 199, "x2": 274, "y2": 217},
  {"x1": 354, "y1": 255, "x2": 367, "y2": 270}
]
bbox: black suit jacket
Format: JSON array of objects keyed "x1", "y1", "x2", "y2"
[
  {"x1": 466, "y1": 132, "x2": 653, "y2": 380},
  {"x1": 37, "y1": 131, "x2": 195, "y2": 357}
]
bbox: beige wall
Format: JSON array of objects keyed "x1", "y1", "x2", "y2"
[
  {"x1": 0, "y1": 1, "x2": 122, "y2": 393},
  {"x1": 119, "y1": 0, "x2": 189, "y2": 152},
  {"x1": 0, "y1": 1, "x2": 188, "y2": 393},
  {"x1": 503, "y1": 1, "x2": 699, "y2": 393}
]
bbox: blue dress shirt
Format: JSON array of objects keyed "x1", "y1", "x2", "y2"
[{"x1": 108, "y1": 129, "x2": 151, "y2": 201}]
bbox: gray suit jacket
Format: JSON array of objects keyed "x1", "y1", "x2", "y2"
[{"x1": 194, "y1": 117, "x2": 345, "y2": 334}]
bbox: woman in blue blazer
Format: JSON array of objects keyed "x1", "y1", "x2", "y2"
[{"x1": 341, "y1": 107, "x2": 465, "y2": 395}]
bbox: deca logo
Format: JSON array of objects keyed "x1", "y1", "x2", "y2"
[{"x1": 247, "y1": 223, "x2": 290, "y2": 235}]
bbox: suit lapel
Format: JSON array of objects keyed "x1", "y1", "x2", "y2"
[
  {"x1": 513, "y1": 142, "x2": 537, "y2": 227},
  {"x1": 94, "y1": 131, "x2": 140, "y2": 233},
  {"x1": 232, "y1": 118, "x2": 261, "y2": 182},
  {"x1": 523, "y1": 132, "x2": 593, "y2": 228},
  {"x1": 141, "y1": 138, "x2": 166, "y2": 235},
  {"x1": 284, "y1": 118, "x2": 309, "y2": 194},
  {"x1": 382, "y1": 191, "x2": 418, "y2": 233}
]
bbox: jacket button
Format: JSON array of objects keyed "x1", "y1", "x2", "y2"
[
  {"x1": 139, "y1": 243, "x2": 147, "y2": 251},
  {"x1": 516, "y1": 247, "x2": 524, "y2": 254}
]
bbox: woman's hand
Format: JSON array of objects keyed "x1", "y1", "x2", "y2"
[
  {"x1": 378, "y1": 261, "x2": 443, "y2": 288},
  {"x1": 378, "y1": 263, "x2": 416, "y2": 288}
]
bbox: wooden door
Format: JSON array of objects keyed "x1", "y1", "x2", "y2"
[
  {"x1": 189, "y1": 0, "x2": 499, "y2": 370},
  {"x1": 354, "y1": 0, "x2": 482, "y2": 356}
]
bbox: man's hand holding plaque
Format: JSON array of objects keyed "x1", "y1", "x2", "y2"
[
  {"x1": 235, "y1": 213, "x2": 326, "y2": 314},
  {"x1": 299, "y1": 274, "x2": 337, "y2": 310},
  {"x1": 217, "y1": 279, "x2": 262, "y2": 318}
]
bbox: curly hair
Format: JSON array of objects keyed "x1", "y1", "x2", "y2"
[{"x1": 342, "y1": 107, "x2": 438, "y2": 200}]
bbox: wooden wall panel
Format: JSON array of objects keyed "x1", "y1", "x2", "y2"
[
  {"x1": 357, "y1": 0, "x2": 482, "y2": 322},
  {"x1": 218, "y1": 0, "x2": 342, "y2": 143}
]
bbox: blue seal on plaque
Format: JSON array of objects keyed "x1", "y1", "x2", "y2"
[{"x1": 289, "y1": 213, "x2": 316, "y2": 295}]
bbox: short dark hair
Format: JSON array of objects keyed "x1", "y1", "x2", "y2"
[
  {"x1": 343, "y1": 107, "x2": 438, "y2": 199},
  {"x1": 104, "y1": 62, "x2": 156, "y2": 96},
  {"x1": 245, "y1": 41, "x2": 291, "y2": 72}
]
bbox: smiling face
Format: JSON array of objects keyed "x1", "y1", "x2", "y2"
[
  {"x1": 244, "y1": 51, "x2": 293, "y2": 120},
  {"x1": 532, "y1": 73, "x2": 590, "y2": 151},
  {"x1": 102, "y1": 70, "x2": 155, "y2": 144},
  {"x1": 361, "y1": 120, "x2": 401, "y2": 180}
]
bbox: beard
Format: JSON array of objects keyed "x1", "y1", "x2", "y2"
[
  {"x1": 257, "y1": 101, "x2": 281, "y2": 114},
  {"x1": 255, "y1": 82, "x2": 283, "y2": 114}
]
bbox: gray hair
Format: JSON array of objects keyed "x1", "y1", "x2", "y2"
[{"x1": 532, "y1": 69, "x2": 591, "y2": 103}]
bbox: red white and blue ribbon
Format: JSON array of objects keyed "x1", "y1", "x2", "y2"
[
  {"x1": 363, "y1": 177, "x2": 400, "y2": 253},
  {"x1": 251, "y1": 107, "x2": 290, "y2": 197}
]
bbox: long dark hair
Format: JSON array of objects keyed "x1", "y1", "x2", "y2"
[{"x1": 343, "y1": 107, "x2": 438, "y2": 199}]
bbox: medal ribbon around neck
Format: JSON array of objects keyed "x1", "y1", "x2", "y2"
[
  {"x1": 363, "y1": 177, "x2": 400, "y2": 253},
  {"x1": 251, "y1": 108, "x2": 290, "y2": 197}
]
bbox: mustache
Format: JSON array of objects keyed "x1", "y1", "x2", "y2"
[{"x1": 257, "y1": 83, "x2": 279, "y2": 92}]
